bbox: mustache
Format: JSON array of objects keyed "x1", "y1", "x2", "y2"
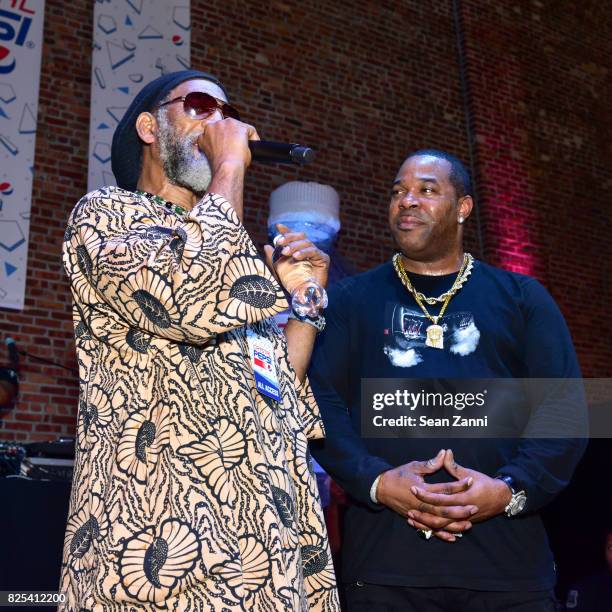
[{"x1": 397, "y1": 212, "x2": 427, "y2": 223}]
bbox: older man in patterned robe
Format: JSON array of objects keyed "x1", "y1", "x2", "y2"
[{"x1": 60, "y1": 70, "x2": 339, "y2": 611}]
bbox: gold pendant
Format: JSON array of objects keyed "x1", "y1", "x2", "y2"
[{"x1": 426, "y1": 324, "x2": 444, "y2": 349}]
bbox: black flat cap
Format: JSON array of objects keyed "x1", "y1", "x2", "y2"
[{"x1": 111, "y1": 70, "x2": 227, "y2": 191}]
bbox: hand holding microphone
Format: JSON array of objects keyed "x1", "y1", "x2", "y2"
[
  {"x1": 198, "y1": 118, "x2": 315, "y2": 220},
  {"x1": 199, "y1": 120, "x2": 315, "y2": 168},
  {"x1": 198, "y1": 118, "x2": 260, "y2": 171}
]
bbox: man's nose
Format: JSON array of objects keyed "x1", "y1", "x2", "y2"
[
  {"x1": 399, "y1": 191, "x2": 418, "y2": 208},
  {"x1": 204, "y1": 108, "x2": 224, "y2": 124}
]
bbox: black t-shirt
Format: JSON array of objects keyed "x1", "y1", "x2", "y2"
[{"x1": 309, "y1": 259, "x2": 586, "y2": 590}]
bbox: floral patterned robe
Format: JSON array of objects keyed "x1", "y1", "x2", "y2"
[{"x1": 59, "y1": 187, "x2": 339, "y2": 611}]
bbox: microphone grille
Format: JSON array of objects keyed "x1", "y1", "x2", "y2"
[{"x1": 290, "y1": 146, "x2": 316, "y2": 165}]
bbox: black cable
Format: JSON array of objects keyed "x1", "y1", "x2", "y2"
[
  {"x1": 452, "y1": 0, "x2": 485, "y2": 260},
  {"x1": 17, "y1": 349, "x2": 78, "y2": 375}
]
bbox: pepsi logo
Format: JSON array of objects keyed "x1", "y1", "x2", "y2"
[
  {"x1": 0, "y1": 45, "x2": 15, "y2": 74},
  {"x1": 0, "y1": 8, "x2": 34, "y2": 74}
]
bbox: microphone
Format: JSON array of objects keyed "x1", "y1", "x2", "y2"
[
  {"x1": 1, "y1": 338, "x2": 19, "y2": 407},
  {"x1": 249, "y1": 141, "x2": 315, "y2": 165},
  {"x1": 5, "y1": 337, "x2": 18, "y2": 368}
]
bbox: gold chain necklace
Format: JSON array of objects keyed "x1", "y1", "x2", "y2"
[
  {"x1": 392, "y1": 253, "x2": 472, "y2": 349},
  {"x1": 396, "y1": 253, "x2": 474, "y2": 304}
]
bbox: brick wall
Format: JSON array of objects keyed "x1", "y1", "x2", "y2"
[
  {"x1": 1, "y1": 0, "x2": 610, "y2": 441},
  {"x1": 0, "y1": 0, "x2": 92, "y2": 441},
  {"x1": 460, "y1": 0, "x2": 611, "y2": 376}
]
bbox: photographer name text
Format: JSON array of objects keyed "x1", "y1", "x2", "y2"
[{"x1": 372, "y1": 414, "x2": 488, "y2": 428}]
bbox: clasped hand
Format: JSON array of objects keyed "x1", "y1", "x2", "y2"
[{"x1": 376, "y1": 449, "x2": 511, "y2": 543}]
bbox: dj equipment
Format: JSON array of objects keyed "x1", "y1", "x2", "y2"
[
  {"x1": 0, "y1": 442, "x2": 26, "y2": 477},
  {"x1": 0, "y1": 437, "x2": 74, "y2": 481}
]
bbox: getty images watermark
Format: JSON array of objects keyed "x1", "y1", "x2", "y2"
[
  {"x1": 371, "y1": 387, "x2": 489, "y2": 429},
  {"x1": 361, "y1": 379, "x2": 611, "y2": 439}
]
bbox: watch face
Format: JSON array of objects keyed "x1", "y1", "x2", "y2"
[{"x1": 508, "y1": 492, "x2": 527, "y2": 516}]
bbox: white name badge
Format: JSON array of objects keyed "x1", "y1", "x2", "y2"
[{"x1": 246, "y1": 329, "x2": 281, "y2": 401}]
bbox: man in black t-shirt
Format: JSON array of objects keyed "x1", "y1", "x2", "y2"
[{"x1": 309, "y1": 149, "x2": 587, "y2": 611}]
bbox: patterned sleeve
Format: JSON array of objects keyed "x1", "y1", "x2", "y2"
[
  {"x1": 293, "y1": 374, "x2": 326, "y2": 441},
  {"x1": 63, "y1": 187, "x2": 288, "y2": 344}
]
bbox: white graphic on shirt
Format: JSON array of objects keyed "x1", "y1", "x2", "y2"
[
  {"x1": 384, "y1": 305, "x2": 480, "y2": 368},
  {"x1": 386, "y1": 347, "x2": 423, "y2": 368},
  {"x1": 449, "y1": 321, "x2": 480, "y2": 356}
]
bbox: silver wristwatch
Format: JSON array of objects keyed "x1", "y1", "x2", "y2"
[
  {"x1": 287, "y1": 311, "x2": 326, "y2": 333},
  {"x1": 496, "y1": 475, "x2": 527, "y2": 517}
]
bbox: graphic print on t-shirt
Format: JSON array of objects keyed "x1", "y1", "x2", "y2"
[{"x1": 383, "y1": 303, "x2": 480, "y2": 367}]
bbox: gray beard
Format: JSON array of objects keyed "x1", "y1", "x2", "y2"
[{"x1": 156, "y1": 110, "x2": 212, "y2": 195}]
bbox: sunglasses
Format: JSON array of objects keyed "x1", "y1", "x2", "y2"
[{"x1": 157, "y1": 92, "x2": 241, "y2": 121}]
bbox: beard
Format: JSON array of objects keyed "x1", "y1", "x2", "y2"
[{"x1": 156, "y1": 110, "x2": 212, "y2": 195}]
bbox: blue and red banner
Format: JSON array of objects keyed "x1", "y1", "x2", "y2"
[
  {"x1": 0, "y1": 0, "x2": 44, "y2": 310},
  {"x1": 88, "y1": 0, "x2": 191, "y2": 191}
]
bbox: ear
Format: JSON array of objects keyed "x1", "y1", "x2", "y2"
[
  {"x1": 135, "y1": 112, "x2": 157, "y2": 145},
  {"x1": 457, "y1": 195, "x2": 473, "y2": 224}
]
